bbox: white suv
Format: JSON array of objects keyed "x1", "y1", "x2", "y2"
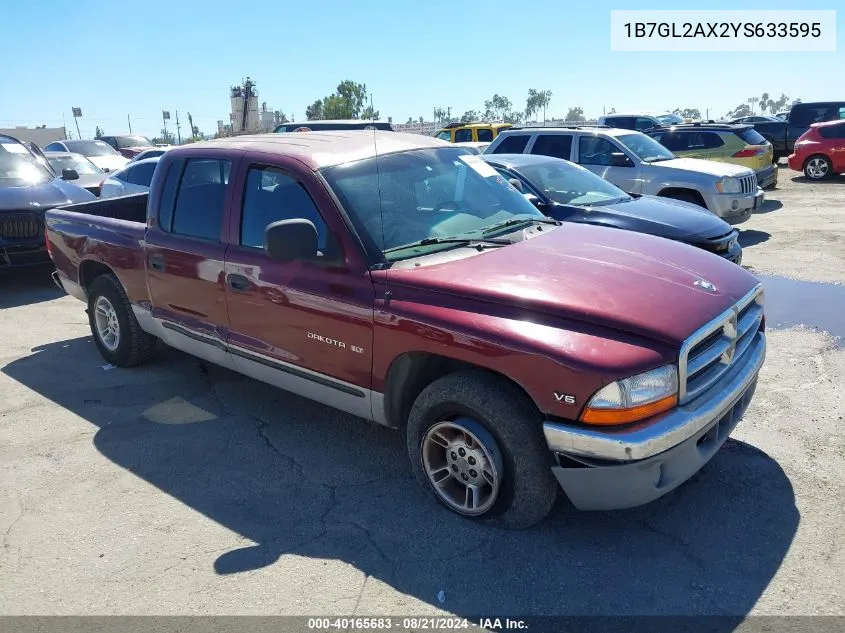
[{"x1": 484, "y1": 126, "x2": 763, "y2": 225}]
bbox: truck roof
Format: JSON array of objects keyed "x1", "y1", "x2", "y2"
[{"x1": 183, "y1": 131, "x2": 448, "y2": 170}]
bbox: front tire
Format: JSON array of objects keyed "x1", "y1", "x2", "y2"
[
  {"x1": 804, "y1": 155, "x2": 832, "y2": 180},
  {"x1": 87, "y1": 274, "x2": 157, "y2": 367},
  {"x1": 406, "y1": 370, "x2": 558, "y2": 529}
]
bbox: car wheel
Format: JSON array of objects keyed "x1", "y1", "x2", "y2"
[
  {"x1": 804, "y1": 155, "x2": 831, "y2": 180},
  {"x1": 87, "y1": 274, "x2": 157, "y2": 367},
  {"x1": 406, "y1": 370, "x2": 558, "y2": 529},
  {"x1": 663, "y1": 191, "x2": 706, "y2": 208}
]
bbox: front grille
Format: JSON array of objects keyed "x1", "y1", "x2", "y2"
[
  {"x1": 0, "y1": 213, "x2": 43, "y2": 240},
  {"x1": 678, "y1": 285, "x2": 764, "y2": 404},
  {"x1": 738, "y1": 174, "x2": 757, "y2": 194},
  {"x1": 698, "y1": 230, "x2": 737, "y2": 257}
]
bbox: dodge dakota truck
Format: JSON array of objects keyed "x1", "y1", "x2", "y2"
[{"x1": 45, "y1": 131, "x2": 766, "y2": 528}]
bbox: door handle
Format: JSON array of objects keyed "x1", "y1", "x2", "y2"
[
  {"x1": 227, "y1": 274, "x2": 250, "y2": 291},
  {"x1": 149, "y1": 255, "x2": 165, "y2": 271}
]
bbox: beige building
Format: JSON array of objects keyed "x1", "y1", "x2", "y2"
[{"x1": 0, "y1": 126, "x2": 67, "y2": 147}]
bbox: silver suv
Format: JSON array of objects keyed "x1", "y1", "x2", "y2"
[{"x1": 485, "y1": 126, "x2": 763, "y2": 225}]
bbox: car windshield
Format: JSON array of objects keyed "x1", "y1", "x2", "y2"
[
  {"x1": 657, "y1": 113, "x2": 684, "y2": 125},
  {"x1": 0, "y1": 141, "x2": 53, "y2": 186},
  {"x1": 47, "y1": 155, "x2": 102, "y2": 175},
  {"x1": 322, "y1": 147, "x2": 548, "y2": 261},
  {"x1": 516, "y1": 160, "x2": 630, "y2": 206},
  {"x1": 116, "y1": 136, "x2": 154, "y2": 148},
  {"x1": 66, "y1": 140, "x2": 119, "y2": 157},
  {"x1": 616, "y1": 133, "x2": 676, "y2": 162}
]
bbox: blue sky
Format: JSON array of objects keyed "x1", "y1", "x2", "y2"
[{"x1": 0, "y1": 0, "x2": 841, "y2": 140}]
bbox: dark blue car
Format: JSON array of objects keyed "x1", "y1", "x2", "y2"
[
  {"x1": 482, "y1": 153, "x2": 743, "y2": 265},
  {"x1": 1, "y1": 134, "x2": 95, "y2": 269}
]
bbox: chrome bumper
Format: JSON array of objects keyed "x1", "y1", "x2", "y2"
[{"x1": 543, "y1": 331, "x2": 766, "y2": 510}]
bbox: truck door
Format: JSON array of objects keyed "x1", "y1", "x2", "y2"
[
  {"x1": 223, "y1": 159, "x2": 375, "y2": 420},
  {"x1": 143, "y1": 156, "x2": 235, "y2": 369}
]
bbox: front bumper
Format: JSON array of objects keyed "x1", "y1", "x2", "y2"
[
  {"x1": 787, "y1": 154, "x2": 802, "y2": 172},
  {"x1": 706, "y1": 190, "x2": 764, "y2": 225},
  {"x1": 543, "y1": 330, "x2": 765, "y2": 511},
  {"x1": 755, "y1": 164, "x2": 778, "y2": 189}
]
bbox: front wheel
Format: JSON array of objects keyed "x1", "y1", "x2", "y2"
[
  {"x1": 406, "y1": 370, "x2": 558, "y2": 529},
  {"x1": 804, "y1": 155, "x2": 832, "y2": 180},
  {"x1": 87, "y1": 273, "x2": 157, "y2": 367}
]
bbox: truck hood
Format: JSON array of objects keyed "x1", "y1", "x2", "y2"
[
  {"x1": 656, "y1": 157, "x2": 754, "y2": 178},
  {"x1": 387, "y1": 223, "x2": 760, "y2": 347},
  {"x1": 0, "y1": 178, "x2": 96, "y2": 212},
  {"x1": 560, "y1": 194, "x2": 731, "y2": 243}
]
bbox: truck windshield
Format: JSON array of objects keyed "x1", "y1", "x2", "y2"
[
  {"x1": 0, "y1": 142, "x2": 52, "y2": 186},
  {"x1": 66, "y1": 140, "x2": 118, "y2": 157},
  {"x1": 617, "y1": 133, "x2": 676, "y2": 163},
  {"x1": 322, "y1": 147, "x2": 547, "y2": 261},
  {"x1": 116, "y1": 136, "x2": 154, "y2": 148}
]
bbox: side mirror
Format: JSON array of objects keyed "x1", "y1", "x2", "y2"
[
  {"x1": 508, "y1": 178, "x2": 524, "y2": 192},
  {"x1": 610, "y1": 152, "x2": 633, "y2": 167},
  {"x1": 524, "y1": 193, "x2": 542, "y2": 209},
  {"x1": 264, "y1": 219, "x2": 318, "y2": 262},
  {"x1": 61, "y1": 168, "x2": 80, "y2": 180}
]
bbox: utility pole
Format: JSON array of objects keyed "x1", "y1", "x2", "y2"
[
  {"x1": 127, "y1": 114, "x2": 133, "y2": 134},
  {"x1": 175, "y1": 111, "x2": 182, "y2": 144}
]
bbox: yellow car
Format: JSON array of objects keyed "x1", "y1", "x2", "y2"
[
  {"x1": 434, "y1": 122, "x2": 512, "y2": 143},
  {"x1": 648, "y1": 123, "x2": 778, "y2": 189}
]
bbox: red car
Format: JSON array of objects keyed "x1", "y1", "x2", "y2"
[
  {"x1": 98, "y1": 135, "x2": 157, "y2": 159},
  {"x1": 44, "y1": 132, "x2": 765, "y2": 527},
  {"x1": 788, "y1": 120, "x2": 845, "y2": 180}
]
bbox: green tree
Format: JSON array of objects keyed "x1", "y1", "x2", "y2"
[
  {"x1": 305, "y1": 100, "x2": 324, "y2": 120},
  {"x1": 322, "y1": 94, "x2": 351, "y2": 119},
  {"x1": 566, "y1": 106, "x2": 585, "y2": 122},
  {"x1": 94, "y1": 126, "x2": 103, "y2": 138},
  {"x1": 608, "y1": 107, "x2": 617, "y2": 114},
  {"x1": 771, "y1": 93, "x2": 792, "y2": 112},
  {"x1": 460, "y1": 110, "x2": 479, "y2": 123},
  {"x1": 336, "y1": 80, "x2": 368, "y2": 118},
  {"x1": 529, "y1": 89, "x2": 552, "y2": 122},
  {"x1": 360, "y1": 105, "x2": 380, "y2": 120},
  {"x1": 672, "y1": 107, "x2": 701, "y2": 120},
  {"x1": 483, "y1": 94, "x2": 512, "y2": 120},
  {"x1": 725, "y1": 103, "x2": 752, "y2": 119},
  {"x1": 406, "y1": 117, "x2": 413, "y2": 124},
  {"x1": 760, "y1": 92, "x2": 771, "y2": 113}
]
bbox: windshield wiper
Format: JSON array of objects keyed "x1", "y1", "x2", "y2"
[
  {"x1": 481, "y1": 216, "x2": 561, "y2": 235},
  {"x1": 383, "y1": 236, "x2": 512, "y2": 255}
]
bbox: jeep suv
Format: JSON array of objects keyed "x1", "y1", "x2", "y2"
[{"x1": 485, "y1": 126, "x2": 763, "y2": 225}]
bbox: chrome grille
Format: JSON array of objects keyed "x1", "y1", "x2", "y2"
[
  {"x1": 739, "y1": 174, "x2": 757, "y2": 194},
  {"x1": 0, "y1": 213, "x2": 43, "y2": 240},
  {"x1": 679, "y1": 284, "x2": 764, "y2": 404}
]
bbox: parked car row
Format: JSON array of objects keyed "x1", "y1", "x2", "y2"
[{"x1": 44, "y1": 131, "x2": 767, "y2": 528}]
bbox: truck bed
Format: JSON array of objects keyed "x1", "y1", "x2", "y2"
[{"x1": 54, "y1": 192, "x2": 149, "y2": 224}]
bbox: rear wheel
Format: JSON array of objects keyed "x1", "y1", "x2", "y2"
[
  {"x1": 406, "y1": 370, "x2": 558, "y2": 529},
  {"x1": 804, "y1": 155, "x2": 832, "y2": 180},
  {"x1": 87, "y1": 274, "x2": 157, "y2": 367}
]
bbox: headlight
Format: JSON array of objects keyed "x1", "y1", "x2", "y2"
[
  {"x1": 715, "y1": 177, "x2": 741, "y2": 194},
  {"x1": 580, "y1": 365, "x2": 678, "y2": 425}
]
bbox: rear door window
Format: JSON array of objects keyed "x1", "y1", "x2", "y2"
[
  {"x1": 491, "y1": 134, "x2": 530, "y2": 154},
  {"x1": 634, "y1": 117, "x2": 657, "y2": 131},
  {"x1": 607, "y1": 116, "x2": 634, "y2": 129},
  {"x1": 736, "y1": 128, "x2": 768, "y2": 145},
  {"x1": 125, "y1": 161, "x2": 156, "y2": 186},
  {"x1": 169, "y1": 158, "x2": 232, "y2": 241},
  {"x1": 454, "y1": 128, "x2": 473, "y2": 143},
  {"x1": 652, "y1": 132, "x2": 689, "y2": 151},
  {"x1": 530, "y1": 134, "x2": 573, "y2": 160},
  {"x1": 476, "y1": 128, "x2": 494, "y2": 142}
]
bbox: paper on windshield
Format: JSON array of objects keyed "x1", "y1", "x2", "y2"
[
  {"x1": 1, "y1": 143, "x2": 29, "y2": 154},
  {"x1": 457, "y1": 154, "x2": 498, "y2": 178}
]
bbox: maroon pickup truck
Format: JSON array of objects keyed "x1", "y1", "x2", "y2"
[{"x1": 45, "y1": 132, "x2": 766, "y2": 528}]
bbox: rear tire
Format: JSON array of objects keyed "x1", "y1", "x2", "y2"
[
  {"x1": 87, "y1": 274, "x2": 157, "y2": 367},
  {"x1": 804, "y1": 155, "x2": 832, "y2": 180},
  {"x1": 406, "y1": 370, "x2": 558, "y2": 529}
]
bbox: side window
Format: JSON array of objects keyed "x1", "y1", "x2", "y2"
[
  {"x1": 157, "y1": 159, "x2": 184, "y2": 232},
  {"x1": 45, "y1": 142, "x2": 63, "y2": 152},
  {"x1": 701, "y1": 132, "x2": 725, "y2": 149},
  {"x1": 125, "y1": 161, "x2": 156, "y2": 186},
  {"x1": 791, "y1": 106, "x2": 829, "y2": 126},
  {"x1": 170, "y1": 158, "x2": 232, "y2": 241},
  {"x1": 476, "y1": 128, "x2": 494, "y2": 142},
  {"x1": 101, "y1": 137, "x2": 116, "y2": 149},
  {"x1": 608, "y1": 116, "x2": 634, "y2": 129},
  {"x1": 838, "y1": 107, "x2": 845, "y2": 120},
  {"x1": 435, "y1": 131, "x2": 452, "y2": 141},
  {"x1": 653, "y1": 132, "x2": 688, "y2": 152},
  {"x1": 491, "y1": 134, "x2": 530, "y2": 154},
  {"x1": 578, "y1": 136, "x2": 620, "y2": 166},
  {"x1": 454, "y1": 128, "x2": 472, "y2": 143},
  {"x1": 531, "y1": 135, "x2": 573, "y2": 160},
  {"x1": 115, "y1": 167, "x2": 132, "y2": 183},
  {"x1": 634, "y1": 117, "x2": 656, "y2": 131},
  {"x1": 240, "y1": 166, "x2": 328, "y2": 252}
]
